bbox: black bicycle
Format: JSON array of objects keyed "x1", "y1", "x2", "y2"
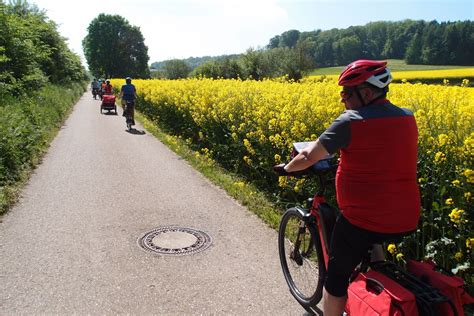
[{"x1": 123, "y1": 100, "x2": 135, "y2": 131}]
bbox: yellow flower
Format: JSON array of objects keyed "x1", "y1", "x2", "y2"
[
  {"x1": 445, "y1": 198, "x2": 454, "y2": 205},
  {"x1": 463, "y1": 169, "x2": 474, "y2": 184},
  {"x1": 387, "y1": 244, "x2": 397, "y2": 254},
  {"x1": 418, "y1": 178, "x2": 426, "y2": 184},
  {"x1": 278, "y1": 176, "x2": 287, "y2": 188},
  {"x1": 434, "y1": 152, "x2": 446, "y2": 163},
  {"x1": 233, "y1": 181, "x2": 245, "y2": 188},
  {"x1": 243, "y1": 139, "x2": 256, "y2": 155},
  {"x1": 448, "y1": 208, "x2": 465, "y2": 225},
  {"x1": 451, "y1": 180, "x2": 461, "y2": 187},
  {"x1": 466, "y1": 238, "x2": 474, "y2": 249},
  {"x1": 396, "y1": 253, "x2": 404, "y2": 261},
  {"x1": 438, "y1": 134, "x2": 449, "y2": 146},
  {"x1": 455, "y1": 252, "x2": 463, "y2": 261},
  {"x1": 274, "y1": 154, "x2": 281, "y2": 164},
  {"x1": 464, "y1": 192, "x2": 472, "y2": 202}
]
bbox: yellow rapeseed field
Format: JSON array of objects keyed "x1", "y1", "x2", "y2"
[
  {"x1": 306, "y1": 68, "x2": 474, "y2": 82},
  {"x1": 393, "y1": 68, "x2": 474, "y2": 80},
  {"x1": 111, "y1": 77, "x2": 473, "y2": 280}
]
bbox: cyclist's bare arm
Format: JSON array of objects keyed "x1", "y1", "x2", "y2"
[{"x1": 284, "y1": 139, "x2": 329, "y2": 172}]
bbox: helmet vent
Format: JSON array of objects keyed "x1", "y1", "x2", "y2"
[
  {"x1": 367, "y1": 66, "x2": 381, "y2": 72},
  {"x1": 344, "y1": 73, "x2": 360, "y2": 81}
]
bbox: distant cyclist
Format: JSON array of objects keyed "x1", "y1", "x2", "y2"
[
  {"x1": 104, "y1": 80, "x2": 113, "y2": 95},
  {"x1": 98, "y1": 79, "x2": 107, "y2": 100},
  {"x1": 120, "y1": 77, "x2": 137, "y2": 124},
  {"x1": 100, "y1": 80, "x2": 107, "y2": 93},
  {"x1": 275, "y1": 60, "x2": 420, "y2": 316},
  {"x1": 91, "y1": 78, "x2": 99, "y2": 90},
  {"x1": 91, "y1": 78, "x2": 100, "y2": 98}
]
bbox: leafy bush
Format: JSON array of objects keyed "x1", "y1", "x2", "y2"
[
  {"x1": 0, "y1": 1, "x2": 87, "y2": 95},
  {"x1": 0, "y1": 83, "x2": 85, "y2": 214}
]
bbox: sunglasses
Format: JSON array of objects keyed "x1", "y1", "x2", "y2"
[
  {"x1": 340, "y1": 87, "x2": 355, "y2": 99},
  {"x1": 340, "y1": 85, "x2": 370, "y2": 99}
]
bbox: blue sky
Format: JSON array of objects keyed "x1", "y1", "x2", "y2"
[{"x1": 31, "y1": 0, "x2": 473, "y2": 67}]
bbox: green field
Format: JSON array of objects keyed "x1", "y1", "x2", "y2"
[{"x1": 307, "y1": 59, "x2": 474, "y2": 76}]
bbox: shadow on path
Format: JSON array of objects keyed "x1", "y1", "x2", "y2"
[{"x1": 102, "y1": 111, "x2": 118, "y2": 116}]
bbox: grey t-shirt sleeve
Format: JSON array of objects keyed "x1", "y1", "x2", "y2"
[{"x1": 318, "y1": 111, "x2": 352, "y2": 154}]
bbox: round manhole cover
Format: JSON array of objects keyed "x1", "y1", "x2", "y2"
[{"x1": 138, "y1": 226, "x2": 212, "y2": 256}]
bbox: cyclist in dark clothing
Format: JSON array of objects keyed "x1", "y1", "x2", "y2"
[
  {"x1": 120, "y1": 77, "x2": 137, "y2": 124},
  {"x1": 280, "y1": 60, "x2": 420, "y2": 316}
]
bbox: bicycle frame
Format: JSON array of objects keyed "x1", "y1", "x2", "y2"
[{"x1": 310, "y1": 195, "x2": 331, "y2": 268}]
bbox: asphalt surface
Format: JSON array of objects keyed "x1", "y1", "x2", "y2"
[{"x1": 0, "y1": 92, "x2": 305, "y2": 314}]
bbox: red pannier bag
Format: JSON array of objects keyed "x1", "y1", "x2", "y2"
[
  {"x1": 346, "y1": 270, "x2": 419, "y2": 316},
  {"x1": 407, "y1": 260, "x2": 474, "y2": 316},
  {"x1": 102, "y1": 95, "x2": 115, "y2": 103}
]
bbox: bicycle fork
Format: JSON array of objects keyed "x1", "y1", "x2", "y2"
[{"x1": 291, "y1": 221, "x2": 308, "y2": 266}]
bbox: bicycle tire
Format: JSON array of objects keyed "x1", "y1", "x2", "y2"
[{"x1": 278, "y1": 207, "x2": 326, "y2": 312}]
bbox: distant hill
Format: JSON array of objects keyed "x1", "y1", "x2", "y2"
[{"x1": 151, "y1": 54, "x2": 241, "y2": 71}]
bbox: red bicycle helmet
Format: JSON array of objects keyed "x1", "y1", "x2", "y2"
[{"x1": 338, "y1": 60, "x2": 392, "y2": 88}]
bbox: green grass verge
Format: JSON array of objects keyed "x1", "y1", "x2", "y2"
[
  {"x1": 0, "y1": 82, "x2": 87, "y2": 216},
  {"x1": 131, "y1": 109, "x2": 283, "y2": 230}
]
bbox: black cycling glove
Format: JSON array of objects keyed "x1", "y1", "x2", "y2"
[{"x1": 273, "y1": 163, "x2": 289, "y2": 176}]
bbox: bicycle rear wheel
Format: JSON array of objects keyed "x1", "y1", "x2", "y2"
[{"x1": 278, "y1": 207, "x2": 326, "y2": 311}]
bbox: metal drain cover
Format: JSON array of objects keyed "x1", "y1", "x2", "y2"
[{"x1": 138, "y1": 226, "x2": 212, "y2": 256}]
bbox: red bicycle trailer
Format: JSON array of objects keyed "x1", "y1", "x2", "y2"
[{"x1": 100, "y1": 94, "x2": 117, "y2": 114}]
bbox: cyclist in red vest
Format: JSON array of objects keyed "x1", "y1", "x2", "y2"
[
  {"x1": 280, "y1": 60, "x2": 420, "y2": 316},
  {"x1": 104, "y1": 80, "x2": 113, "y2": 95}
]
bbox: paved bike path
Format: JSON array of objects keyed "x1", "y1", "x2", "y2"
[{"x1": 0, "y1": 92, "x2": 303, "y2": 314}]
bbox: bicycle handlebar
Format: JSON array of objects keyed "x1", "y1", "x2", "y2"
[
  {"x1": 273, "y1": 142, "x2": 338, "y2": 178},
  {"x1": 273, "y1": 159, "x2": 338, "y2": 178}
]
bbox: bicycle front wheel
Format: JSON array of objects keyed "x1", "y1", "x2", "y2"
[{"x1": 278, "y1": 207, "x2": 326, "y2": 309}]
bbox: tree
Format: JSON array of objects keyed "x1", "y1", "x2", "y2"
[
  {"x1": 276, "y1": 41, "x2": 314, "y2": 81},
  {"x1": 219, "y1": 58, "x2": 243, "y2": 79},
  {"x1": 405, "y1": 32, "x2": 422, "y2": 64},
  {"x1": 82, "y1": 14, "x2": 150, "y2": 79},
  {"x1": 421, "y1": 21, "x2": 444, "y2": 65},
  {"x1": 267, "y1": 35, "x2": 280, "y2": 49},
  {"x1": 279, "y1": 30, "x2": 300, "y2": 48},
  {"x1": 0, "y1": 0, "x2": 86, "y2": 94},
  {"x1": 163, "y1": 59, "x2": 191, "y2": 79},
  {"x1": 192, "y1": 60, "x2": 221, "y2": 78},
  {"x1": 333, "y1": 35, "x2": 362, "y2": 65},
  {"x1": 241, "y1": 48, "x2": 266, "y2": 80}
]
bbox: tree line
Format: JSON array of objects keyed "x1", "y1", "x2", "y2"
[
  {"x1": 269, "y1": 19, "x2": 474, "y2": 67},
  {"x1": 0, "y1": 0, "x2": 87, "y2": 95},
  {"x1": 155, "y1": 19, "x2": 473, "y2": 81}
]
